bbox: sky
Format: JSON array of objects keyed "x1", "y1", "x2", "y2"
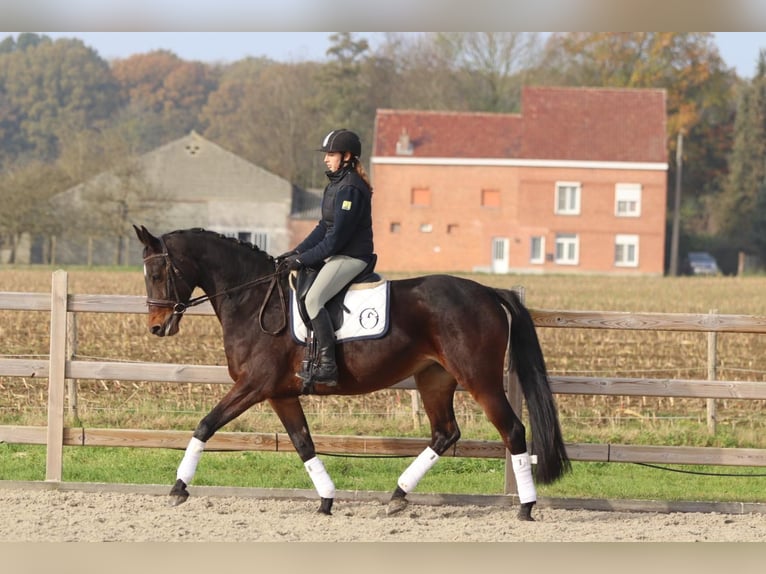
[{"x1": 13, "y1": 32, "x2": 766, "y2": 79}]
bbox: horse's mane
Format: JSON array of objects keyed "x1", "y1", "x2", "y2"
[{"x1": 166, "y1": 228, "x2": 273, "y2": 260}]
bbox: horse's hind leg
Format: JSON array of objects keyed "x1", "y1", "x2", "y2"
[
  {"x1": 270, "y1": 396, "x2": 335, "y2": 515},
  {"x1": 387, "y1": 365, "x2": 460, "y2": 516},
  {"x1": 470, "y1": 386, "x2": 536, "y2": 521}
]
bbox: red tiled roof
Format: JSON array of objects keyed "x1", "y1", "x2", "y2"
[{"x1": 373, "y1": 86, "x2": 667, "y2": 164}]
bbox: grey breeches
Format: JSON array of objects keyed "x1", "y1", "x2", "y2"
[{"x1": 304, "y1": 255, "x2": 367, "y2": 319}]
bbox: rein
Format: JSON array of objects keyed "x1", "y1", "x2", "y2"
[{"x1": 143, "y1": 238, "x2": 287, "y2": 336}]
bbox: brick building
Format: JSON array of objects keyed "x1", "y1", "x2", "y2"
[{"x1": 370, "y1": 86, "x2": 668, "y2": 275}]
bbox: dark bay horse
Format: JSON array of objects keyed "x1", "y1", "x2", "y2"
[{"x1": 134, "y1": 226, "x2": 570, "y2": 521}]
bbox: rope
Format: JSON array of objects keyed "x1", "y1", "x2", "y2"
[{"x1": 634, "y1": 462, "x2": 766, "y2": 477}]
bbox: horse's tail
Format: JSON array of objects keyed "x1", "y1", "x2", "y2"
[{"x1": 493, "y1": 288, "x2": 571, "y2": 484}]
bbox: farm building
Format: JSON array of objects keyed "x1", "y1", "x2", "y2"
[
  {"x1": 371, "y1": 86, "x2": 669, "y2": 275},
  {"x1": 46, "y1": 131, "x2": 319, "y2": 266}
]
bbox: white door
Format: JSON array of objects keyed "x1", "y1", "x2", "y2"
[{"x1": 491, "y1": 237, "x2": 509, "y2": 273}]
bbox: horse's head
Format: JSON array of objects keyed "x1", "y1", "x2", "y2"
[{"x1": 134, "y1": 225, "x2": 197, "y2": 337}]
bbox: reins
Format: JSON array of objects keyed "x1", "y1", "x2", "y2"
[{"x1": 143, "y1": 238, "x2": 287, "y2": 335}]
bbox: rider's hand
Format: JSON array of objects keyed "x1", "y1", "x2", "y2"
[
  {"x1": 281, "y1": 253, "x2": 303, "y2": 272},
  {"x1": 275, "y1": 249, "x2": 297, "y2": 264}
]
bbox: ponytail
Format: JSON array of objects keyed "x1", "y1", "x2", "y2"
[{"x1": 355, "y1": 162, "x2": 373, "y2": 193}]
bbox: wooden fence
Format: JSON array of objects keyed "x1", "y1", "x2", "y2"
[{"x1": 2, "y1": 270, "x2": 766, "y2": 497}]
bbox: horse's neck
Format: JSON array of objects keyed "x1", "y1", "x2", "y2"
[{"x1": 195, "y1": 244, "x2": 269, "y2": 315}]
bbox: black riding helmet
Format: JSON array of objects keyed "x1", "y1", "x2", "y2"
[{"x1": 318, "y1": 129, "x2": 362, "y2": 158}]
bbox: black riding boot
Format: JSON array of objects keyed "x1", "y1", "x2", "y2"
[{"x1": 309, "y1": 308, "x2": 338, "y2": 386}]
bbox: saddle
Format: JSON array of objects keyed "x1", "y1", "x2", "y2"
[
  {"x1": 289, "y1": 256, "x2": 384, "y2": 395},
  {"x1": 291, "y1": 255, "x2": 381, "y2": 331}
]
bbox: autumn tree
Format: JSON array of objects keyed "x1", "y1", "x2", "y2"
[{"x1": 111, "y1": 50, "x2": 220, "y2": 147}]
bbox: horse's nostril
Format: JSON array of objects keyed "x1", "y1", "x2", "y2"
[{"x1": 150, "y1": 325, "x2": 163, "y2": 336}]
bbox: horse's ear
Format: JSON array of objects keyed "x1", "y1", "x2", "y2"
[{"x1": 134, "y1": 224, "x2": 159, "y2": 249}]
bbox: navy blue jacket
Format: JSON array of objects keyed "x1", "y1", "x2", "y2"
[{"x1": 295, "y1": 165, "x2": 374, "y2": 268}]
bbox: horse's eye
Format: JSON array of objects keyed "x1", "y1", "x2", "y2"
[{"x1": 151, "y1": 273, "x2": 162, "y2": 282}]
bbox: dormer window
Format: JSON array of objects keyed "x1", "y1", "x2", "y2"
[{"x1": 396, "y1": 129, "x2": 413, "y2": 155}]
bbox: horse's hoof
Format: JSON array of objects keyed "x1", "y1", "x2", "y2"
[
  {"x1": 517, "y1": 501, "x2": 536, "y2": 521},
  {"x1": 318, "y1": 497, "x2": 333, "y2": 515},
  {"x1": 386, "y1": 496, "x2": 409, "y2": 516},
  {"x1": 168, "y1": 479, "x2": 190, "y2": 507}
]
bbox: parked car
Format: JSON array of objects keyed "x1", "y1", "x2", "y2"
[{"x1": 682, "y1": 251, "x2": 721, "y2": 276}]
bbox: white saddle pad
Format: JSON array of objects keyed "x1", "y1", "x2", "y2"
[{"x1": 290, "y1": 280, "x2": 390, "y2": 344}]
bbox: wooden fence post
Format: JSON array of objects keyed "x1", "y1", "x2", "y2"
[
  {"x1": 46, "y1": 270, "x2": 68, "y2": 482},
  {"x1": 707, "y1": 309, "x2": 718, "y2": 435},
  {"x1": 504, "y1": 285, "x2": 525, "y2": 496}
]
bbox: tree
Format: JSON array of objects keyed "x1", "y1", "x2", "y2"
[
  {"x1": 0, "y1": 35, "x2": 120, "y2": 166},
  {"x1": 201, "y1": 58, "x2": 326, "y2": 187},
  {"x1": 0, "y1": 160, "x2": 71, "y2": 263},
  {"x1": 719, "y1": 50, "x2": 766, "y2": 255},
  {"x1": 111, "y1": 51, "x2": 220, "y2": 142},
  {"x1": 51, "y1": 121, "x2": 170, "y2": 265},
  {"x1": 538, "y1": 33, "x2": 737, "y2": 238}
]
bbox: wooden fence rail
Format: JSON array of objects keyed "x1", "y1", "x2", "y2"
[{"x1": 3, "y1": 270, "x2": 766, "y2": 494}]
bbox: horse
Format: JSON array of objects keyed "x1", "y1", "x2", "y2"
[{"x1": 133, "y1": 225, "x2": 570, "y2": 521}]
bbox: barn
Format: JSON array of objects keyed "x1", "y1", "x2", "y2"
[{"x1": 47, "y1": 131, "x2": 320, "y2": 266}]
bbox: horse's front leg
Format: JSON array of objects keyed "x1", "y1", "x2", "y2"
[
  {"x1": 269, "y1": 396, "x2": 335, "y2": 515},
  {"x1": 170, "y1": 382, "x2": 261, "y2": 507}
]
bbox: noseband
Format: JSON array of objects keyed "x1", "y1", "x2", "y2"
[
  {"x1": 142, "y1": 237, "x2": 287, "y2": 335},
  {"x1": 143, "y1": 237, "x2": 193, "y2": 316}
]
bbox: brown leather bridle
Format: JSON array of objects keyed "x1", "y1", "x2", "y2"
[{"x1": 142, "y1": 236, "x2": 287, "y2": 335}]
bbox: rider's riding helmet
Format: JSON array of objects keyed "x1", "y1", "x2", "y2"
[{"x1": 318, "y1": 129, "x2": 362, "y2": 158}]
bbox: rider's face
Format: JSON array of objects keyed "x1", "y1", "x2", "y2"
[{"x1": 324, "y1": 151, "x2": 349, "y2": 172}]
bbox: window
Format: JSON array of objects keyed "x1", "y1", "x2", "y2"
[
  {"x1": 419, "y1": 223, "x2": 433, "y2": 233},
  {"x1": 615, "y1": 234, "x2": 639, "y2": 267},
  {"x1": 530, "y1": 236, "x2": 545, "y2": 264},
  {"x1": 219, "y1": 229, "x2": 269, "y2": 251},
  {"x1": 555, "y1": 182, "x2": 581, "y2": 215},
  {"x1": 446, "y1": 223, "x2": 459, "y2": 234},
  {"x1": 481, "y1": 188, "x2": 501, "y2": 208},
  {"x1": 390, "y1": 222, "x2": 401, "y2": 233},
  {"x1": 411, "y1": 187, "x2": 431, "y2": 207},
  {"x1": 615, "y1": 183, "x2": 642, "y2": 217},
  {"x1": 555, "y1": 233, "x2": 579, "y2": 265}
]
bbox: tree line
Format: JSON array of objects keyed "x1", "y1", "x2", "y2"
[{"x1": 0, "y1": 31, "x2": 762, "y2": 271}]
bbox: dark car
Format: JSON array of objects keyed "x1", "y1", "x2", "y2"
[{"x1": 682, "y1": 251, "x2": 721, "y2": 276}]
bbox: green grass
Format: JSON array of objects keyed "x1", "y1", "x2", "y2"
[{"x1": 2, "y1": 444, "x2": 765, "y2": 503}]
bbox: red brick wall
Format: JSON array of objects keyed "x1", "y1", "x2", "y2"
[{"x1": 371, "y1": 162, "x2": 667, "y2": 275}]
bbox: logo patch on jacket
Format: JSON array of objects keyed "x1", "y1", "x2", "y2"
[{"x1": 341, "y1": 200, "x2": 352, "y2": 210}]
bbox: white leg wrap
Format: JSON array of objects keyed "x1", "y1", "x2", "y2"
[
  {"x1": 397, "y1": 447, "x2": 440, "y2": 493},
  {"x1": 511, "y1": 452, "x2": 537, "y2": 504},
  {"x1": 176, "y1": 437, "x2": 205, "y2": 485},
  {"x1": 304, "y1": 456, "x2": 336, "y2": 499}
]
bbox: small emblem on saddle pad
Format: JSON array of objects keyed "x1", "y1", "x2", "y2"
[{"x1": 290, "y1": 281, "x2": 390, "y2": 344}]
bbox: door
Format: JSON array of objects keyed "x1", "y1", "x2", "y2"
[{"x1": 491, "y1": 237, "x2": 509, "y2": 274}]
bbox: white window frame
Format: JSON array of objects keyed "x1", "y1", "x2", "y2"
[
  {"x1": 614, "y1": 234, "x2": 639, "y2": 267},
  {"x1": 217, "y1": 228, "x2": 270, "y2": 252},
  {"x1": 555, "y1": 181, "x2": 581, "y2": 215},
  {"x1": 529, "y1": 236, "x2": 545, "y2": 264},
  {"x1": 615, "y1": 183, "x2": 642, "y2": 217},
  {"x1": 555, "y1": 233, "x2": 579, "y2": 265}
]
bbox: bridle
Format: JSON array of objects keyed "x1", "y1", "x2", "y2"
[{"x1": 142, "y1": 236, "x2": 287, "y2": 335}]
